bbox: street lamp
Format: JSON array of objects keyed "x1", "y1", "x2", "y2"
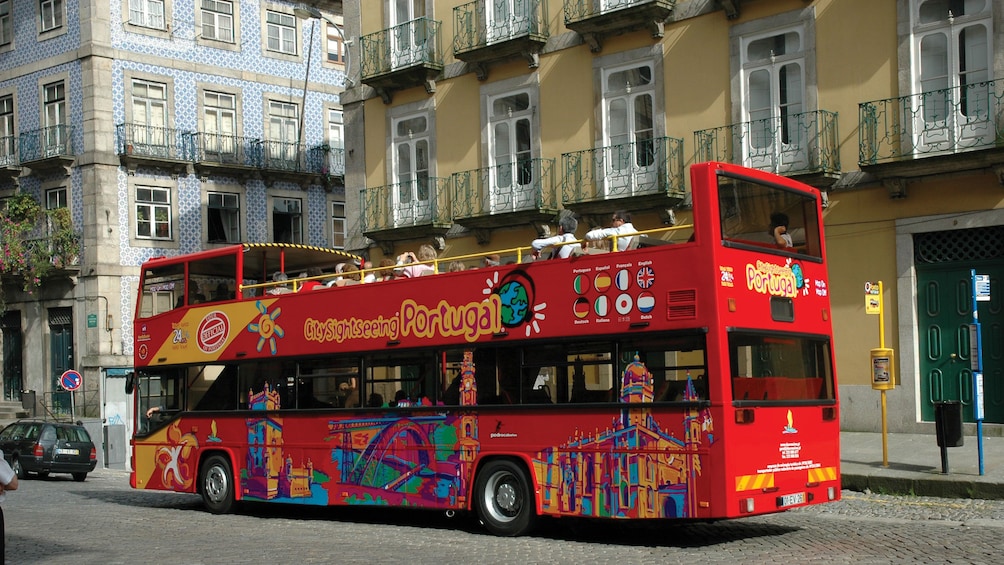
[{"x1": 293, "y1": 4, "x2": 354, "y2": 88}]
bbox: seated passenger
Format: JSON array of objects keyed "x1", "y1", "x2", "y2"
[
  {"x1": 585, "y1": 210, "x2": 637, "y2": 252},
  {"x1": 531, "y1": 215, "x2": 580, "y2": 259},
  {"x1": 395, "y1": 244, "x2": 437, "y2": 277}
]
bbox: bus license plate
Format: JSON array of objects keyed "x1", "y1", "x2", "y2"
[
  {"x1": 778, "y1": 492, "x2": 805, "y2": 507},
  {"x1": 56, "y1": 448, "x2": 79, "y2": 456}
]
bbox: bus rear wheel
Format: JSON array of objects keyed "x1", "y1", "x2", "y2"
[
  {"x1": 200, "y1": 455, "x2": 235, "y2": 514},
  {"x1": 474, "y1": 459, "x2": 536, "y2": 537}
]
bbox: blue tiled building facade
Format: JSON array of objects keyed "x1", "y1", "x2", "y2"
[{"x1": 0, "y1": 0, "x2": 347, "y2": 431}]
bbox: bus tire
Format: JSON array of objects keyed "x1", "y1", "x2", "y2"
[
  {"x1": 200, "y1": 455, "x2": 235, "y2": 514},
  {"x1": 474, "y1": 459, "x2": 536, "y2": 537}
]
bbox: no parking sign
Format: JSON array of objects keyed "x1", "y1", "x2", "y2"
[{"x1": 60, "y1": 370, "x2": 82, "y2": 392}]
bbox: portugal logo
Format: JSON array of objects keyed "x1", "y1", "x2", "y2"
[{"x1": 197, "y1": 311, "x2": 230, "y2": 354}]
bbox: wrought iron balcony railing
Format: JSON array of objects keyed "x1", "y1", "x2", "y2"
[
  {"x1": 361, "y1": 176, "x2": 452, "y2": 233},
  {"x1": 360, "y1": 17, "x2": 444, "y2": 80},
  {"x1": 191, "y1": 132, "x2": 262, "y2": 167},
  {"x1": 454, "y1": 0, "x2": 548, "y2": 54},
  {"x1": 1, "y1": 135, "x2": 17, "y2": 167},
  {"x1": 451, "y1": 158, "x2": 557, "y2": 221},
  {"x1": 116, "y1": 123, "x2": 191, "y2": 161},
  {"x1": 561, "y1": 136, "x2": 684, "y2": 205},
  {"x1": 564, "y1": 0, "x2": 673, "y2": 22},
  {"x1": 319, "y1": 143, "x2": 345, "y2": 179},
  {"x1": 19, "y1": 125, "x2": 75, "y2": 162},
  {"x1": 258, "y1": 139, "x2": 326, "y2": 173},
  {"x1": 859, "y1": 79, "x2": 1004, "y2": 165},
  {"x1": 694, "y1": 110, "x2": 840, "y2": 177}
]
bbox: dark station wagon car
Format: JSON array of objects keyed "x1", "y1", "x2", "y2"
[{"x1": 0, "y1": 420, "x2": 97, "y2": 481}]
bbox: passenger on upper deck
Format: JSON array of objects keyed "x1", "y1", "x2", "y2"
[
  {"x1": 585, "y1": 210, "x2": 637, "y2": 251},
  {"x1": 396, "y1": 244, "x2": 437, "y2": 277},
  {"x1": 267, "y1": 272, "x2": 292, "y2": 294},
  {"x1": 531, "y1": 214, "x2": 580, "y2": 259},
  {"x1": 298, "y1": 267, "x2": 326, "y2": 291}
]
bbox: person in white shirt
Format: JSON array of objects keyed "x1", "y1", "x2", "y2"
[
  {"x1": 585, "y1": 210, "x2": 637, "y2": 251},
  {"x1": 0, "y1": 451, "x2": 19, "y2": 559},
  {"x1": 531, "y1": 215, "x2": 581, "y2": 259}
]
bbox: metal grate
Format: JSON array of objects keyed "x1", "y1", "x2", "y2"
[
  {"x1": 915, "y1": 226, "x2": 1004, "y2": 264},
  {"x1": 48, "y1": 307, "x2": 72, "y2": 327},
  {"x1": 1, "y1": 310, "x2": 19, "y2": 330}
]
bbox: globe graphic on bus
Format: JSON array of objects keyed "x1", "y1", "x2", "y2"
[
  {"x1": 498, "y1": 280, "x2": 530, "y2": 327},
  {"x1": 791, "y1": 263, "x2": 804, "y2": 289}
]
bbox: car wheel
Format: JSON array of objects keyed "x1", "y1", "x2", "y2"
[
  {"x1": 200, "y1": 455, "x2": 235, "y2": 514},
  {"x1": 474, "y1": 459, "x2": 536, "y2": 537},
  {"x1": 72, "y1": 472, "x2": 87, "y2": 482},
  {"x1": 12, "y1": 458, "x2": 25, "y2": 480}
]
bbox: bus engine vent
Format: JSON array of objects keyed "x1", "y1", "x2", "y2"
[{"x1": 667, "y1": 289, "x2": 697, "y2": 320}]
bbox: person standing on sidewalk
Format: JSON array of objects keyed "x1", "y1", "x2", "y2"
[{"x1": 0, "y1": 450, "x2": 18, "y2": 562}]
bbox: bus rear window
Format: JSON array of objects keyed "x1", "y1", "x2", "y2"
[
  {"x1": 729, "y1": 331, "x2": 833, "y2": 402},
  {"x1": 718, "y1": 173, "x2": 822, "y2": 259}
]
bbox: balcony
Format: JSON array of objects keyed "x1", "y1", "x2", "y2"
[
  {"x1": 0, "y1": 135, "x2": 19, "y2": 184},
  {"x1": 451, "y1": 158, "x2": 558, "y2": 242},
  {"x1": 360, "y1": 17, "x2": 444, "y2": 103},
  {"x1": 0, "y1": 198, "x2": 79, "y2": 288},
  {"x1": 694, "y1": 110, "x2": 840, "y2": 188},
  {"x1": 561, "y1": 136, "x2": 684, "y2": 219},
  {"x1": 859, "y1": 79, "x2": 1004, "y2": 191},
  {"x1": 319, "y1": 143, "x2": 345, "y2": 188},
  {"x1": 116, "y1": 123, "x2": 191, "y2": 177},
  {"x1": 361, "y1": 177, "x2": 453, "y2": 247},
  {"x1": 191, "y1": 133, "x2": 262, "y2": 181},
  {"x1": 453, "y1": 0, "x2": 549, "y2": 80},
  {"x1": 563, "y1": 0, "x2": 674, "y2": 53},
  {"x1": 18, "y1": 125, "x2": 75, "y2": 176},
  {"x1": 258, "y1": 140, "x2": 327, "y2": 187}
]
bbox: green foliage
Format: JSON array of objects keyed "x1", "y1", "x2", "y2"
[{"x1": 0, "y1": 192, "x2": 80, "y2": 302}]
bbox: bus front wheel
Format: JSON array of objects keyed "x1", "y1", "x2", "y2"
[
  {"x1": 474, "y1": 459, "x2": 536, "y2": 536},
  {"x1": 200, "y1": 455, "x2": 235, "y2": 514}
]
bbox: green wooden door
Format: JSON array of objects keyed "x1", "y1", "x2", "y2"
[
  {"x1": 915, "y1": 227, "x2": 1004, "y2": 424},
  {"x1": 49, "y1": 307, "x2": 74, "y2": 415},
  {"x1": 2, "y1": 311, "x2": 23, "y2": 401}
]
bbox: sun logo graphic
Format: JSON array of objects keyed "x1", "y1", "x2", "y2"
[
  {"x1": 247, "y1": 300, "x2": 285, "y2": 355},
  {"x1": 484, "y1": 270, "x2": 547, "y2": 337}
]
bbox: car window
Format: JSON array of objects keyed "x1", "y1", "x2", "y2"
[
  {"x1": 56, "y1": 427, "x2": 69, "y2": 441},
  {"x1": 25, "y1": 424, "x2": 41, "y2": 440},
  {"x1": 40, "y1": 426, "x2": 56, "y2": 441},
  {"x1": 64, "y1": 427, "x2": 91, "y2": 443}
]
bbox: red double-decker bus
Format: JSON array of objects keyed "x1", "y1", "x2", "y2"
[{"x1": 128, "y1": 162, "x2": 839, "y2": 536}]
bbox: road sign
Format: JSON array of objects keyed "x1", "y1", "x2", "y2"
[
  {"x1": 60, "y1": 370, "x2": 82, "y2": 392},
  {"x1": 975, "y1": 274, "x2": 990, "y2": 302}
]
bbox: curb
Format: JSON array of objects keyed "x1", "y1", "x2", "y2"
[{"x1": 842, "y1": 473, "x2": 1004, "y2": 500}]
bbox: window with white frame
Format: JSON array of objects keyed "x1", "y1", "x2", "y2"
[
  {"x1": 326, "y1": 22, "x2": 345, "y2": 63},
  {"x1": 45, "y1": 186, "x2": 67, "y2": 237},
  {"x1": 911, "y1": 0, "x2": 993, "y2": 152},
  {"x1": 1, "y1": 0, "x2": 12, "y2": 46},
  {"x1": 0, "y1": 95, "x2": 13, "y2": 165},
  {"x1": 43, "y1": 81, "x2": 66, "y2": 153},
  {"x1": 272, "y1": 197, "x2": 302, "y2": 243},
  {"x1": 201, "y1": 0, "x2": 234, "y2": 42},
  {"x1": 266, "y1": 100, "x2": 299, "y2": 164},
  {"x1": 392, "y1": 113, "x2": 431, "y2": 226},
  {"x1": 327, "y1": 109, "x2": 343, "y2": 148},
  {"x1": 601, "y1": 62, "x2": 656, "y2": 197},
  {"x1": 131, "y1": 79, "x2": 168, "y2": 149},
  {"x1": 739, "y1": 24, "x2": 808, "y2": 172},
  {"x1": 40, "y1": 0, "x2": 63, "y2": 32},
  {"x1": 488, "y1": 90, "x2": 535, "y2": 212},
  {"x1": 203, "y1": 91, "x2": 236, "y2": 155},
  {"x1": 207, "y1": 191, "x2": 240, "y2": 244},
  {"x1": 136, "y1": 186, "x2": 172, "y2": 240},
  {"x1": 331, "y1": 201, "x2": 345, "y2": 249},
  {"x1": 129, "y1": 0, "x2": 165, "y2": 30},
  {"x1": 266, "y1": 10, "x2": 297, "y2": 55}
]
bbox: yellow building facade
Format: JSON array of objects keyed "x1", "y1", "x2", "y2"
[{"x1": 338, "y1": 0, "x2": 1004, "y2": 433}]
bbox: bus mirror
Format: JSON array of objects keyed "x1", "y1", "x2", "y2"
[{"x1": 125, "y1": 372, "x2": 137, "y2": 395}]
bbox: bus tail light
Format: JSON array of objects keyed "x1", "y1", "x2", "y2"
[
  {"x1": 740, "y1": 498, "x2": 755, "y2": 513},
  {"x1": 822, "y1": 407, "x2": 836, "y2": 421},
  {"x1": 735, "y1": 408, "x2": 755, "y2": 424}
]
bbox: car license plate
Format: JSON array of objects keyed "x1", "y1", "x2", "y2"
[
  {"x1": 778, "y1": 492, "x2": 805, "y2": 507},
  {"x1": 56, "y1": 448, "x2": 79, "y2": 456}
]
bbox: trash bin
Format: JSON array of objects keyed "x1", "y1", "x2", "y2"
[
  {"x1": 934, "y1": 400, "x2": 963, "y2": 448},
  {"x1": 20, "y1": 389, "x2": 36, "y2": 417}
]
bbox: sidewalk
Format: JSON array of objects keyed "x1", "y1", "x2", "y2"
[{"x1": 841, "y1": 431, "x2": 1004, "y2": 500}]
